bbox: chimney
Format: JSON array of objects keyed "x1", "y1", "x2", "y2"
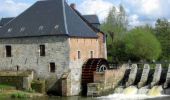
[{"x1": 70, "y1": 3, "x2": 76, "y2": 9}]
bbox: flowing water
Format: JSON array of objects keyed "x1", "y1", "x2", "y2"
[
  {"x1": 148, "y1": 86, "x2": 163, "y2": 96},
  {"x1": 1, "y1": 95, "x2": 169, "y2": 100}
]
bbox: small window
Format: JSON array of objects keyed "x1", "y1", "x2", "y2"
[
  {"x1": 40, "y1": 45, "x2": 45, "y2": 56},
  {"x1": 7, "y1": 28, "x2": 12, "y2": 32},
  {"x1": 39, "y1": 26, "x2": 44, "y2": 30},
  {"x1": 54, "y1": 25, "x2": 59, "y2": 29},
  {"x1": 20, "y1": 27, "x2": 25, "y2": 32},
  {"x1": 49, "y1": 62, "x2": 55, "y2": 73},
  {"x1": 78, "y1": 51, "x2": 81, "y2": 59},
  {"x1": 6, "y1": 45, "x2": 12, "y2": 57},
  {"x1": 90, "y1": 51, "x2": 94, "y2": 58}
]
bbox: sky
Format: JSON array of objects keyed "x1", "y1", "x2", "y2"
[{"x1": 0, "y1": 0, "x2": 170, "y2": 27}]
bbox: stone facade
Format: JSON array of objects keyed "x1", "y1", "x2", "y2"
[
  {"x1": 0, "y1": 33, "x2": 106, "y2": 96},
  {"x1": 0, "y1": 36, "x2": 70, "y2": 90}
]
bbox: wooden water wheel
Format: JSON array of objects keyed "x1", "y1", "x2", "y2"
[{"x1": 81, "y1": 58, "x2": 109, "y2": 95}]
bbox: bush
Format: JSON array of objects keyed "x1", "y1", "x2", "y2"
[
  {"x1": 124, "y1": 27, "x2": 161, "y2": 61},
  {"x1": 31, "y1": 80, "x2": 45, "y2": 93},
  {"x1": 11, "y1": 92, "x2": 29, "y2": 98}
]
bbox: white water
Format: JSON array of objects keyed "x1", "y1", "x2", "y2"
[
  {"x1": 98, "y1": 85, "x2": 167, "y2": 100},
  {"x1": 98, "y1": 94, "x2": 167, "y2": 100}
]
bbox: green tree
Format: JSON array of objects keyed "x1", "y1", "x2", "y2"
[
  {"x1": 154, "y1": 18, "x2": 170, "y2": 61},
  {"x1": 101, "y1": 5, "x2": 128, "y2": 62},
  {"x1": 124, "y1": 26, "x2": 162, "y2": 61}
]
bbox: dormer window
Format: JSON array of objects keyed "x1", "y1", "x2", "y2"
[
  {"x1": 54, "y1": 25, "x2": 59, "y2": 29},
  {"x1": 39, "y1": 26, "x2": 44, "y2": 30},
  {"x1": 7, "y1": 28, "x2": 12, "y2": 32},
  {"x1": 20, "y1": 27, "x2": 25, "y2": 32}
]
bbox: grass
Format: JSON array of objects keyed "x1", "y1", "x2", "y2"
[
  {"x1": 0, "y1": 84, "x2": 15, "y2": 91},
  {"x1": 11, "y1": 92, "x2": 29, "y2": 98}
]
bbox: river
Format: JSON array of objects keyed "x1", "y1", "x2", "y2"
[
  {"x1": 40, "y1": 95, "x2": 170, "y2": 100},
  {"x1": 1, "y1": 95, "x2": 170, "y2": 100}
]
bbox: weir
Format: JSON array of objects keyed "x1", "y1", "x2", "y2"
[
  {"x1": 125, "y1": 64, "x2": 138, "y2": 87},
  {"x1": 164, "y1": 64, "x2": 170, "y2": 88},
  {"x1": 150, "y1": 64, "x2": 162, "y2": 88},
  {"x1": 114, "y1": 63, "x2": 170, "y2": 96},
  {"x1": 87, "y1": 63, "x2": 170, "y2": 97}
]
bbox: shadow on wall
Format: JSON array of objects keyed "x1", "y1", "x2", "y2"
[{"x1": 47, "y1": 78, "x2": 62, "y2": 96}]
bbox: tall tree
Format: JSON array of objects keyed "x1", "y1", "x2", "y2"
[
  {"x1": 154, "y1": 18, "x2": 170, "y2": 61},
  {"x1": 101, "y1": 5, "x2": 128, "y2": 61}
]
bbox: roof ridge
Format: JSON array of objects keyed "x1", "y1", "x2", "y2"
[{"x1": 62, "y1": 0, "x2": 69, "y2": 34}]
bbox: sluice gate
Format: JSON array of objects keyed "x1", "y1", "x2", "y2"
[{"x1": 116, "y1": 64, "x2": 170, "y2": 95}]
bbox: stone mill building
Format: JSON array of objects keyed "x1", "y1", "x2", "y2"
[{"x1": 0, "y1": 0, "x2": 107, "y2": 96}]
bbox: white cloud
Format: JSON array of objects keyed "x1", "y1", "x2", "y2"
[
  {"x1": 78, "y1": 0, "x2": 113, "y2": 21},
  {"x1": 122, "y1": 0, "x2": 170, "y2": 26},
  {"x1": 124, "y1": 0, "x2": 170, "y2": 18},
  {"x1": 128, "y1": 14, "x2": 141, "y2": 26},
  {"x1": 0, "y1": 0, "x2": 30, "y2": 17}
]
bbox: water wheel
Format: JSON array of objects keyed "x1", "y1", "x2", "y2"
[{"x1": 81, "y1": 58, "x2": 109, "y2": 95}]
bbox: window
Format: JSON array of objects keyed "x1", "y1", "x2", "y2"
[
  {"x1": 54, "y1": 25, "x2": 59, "y2": 29},
  {"x1": 40, "y1": 45, "x2": 45, "y2": 56},
  {"x1": 7, "y1": 28, "x2": 12, "y2": 32},
  {"x1": 49, "y1": 62, "x2": 55, "y2": 73},
  {"x1": 78, "y1": 51, "x2": 81, "y2": 59},
  {"x1": 39, "y1": 26, "x2": 44, "y2": 30},
  {"x1": 6, "y1": 45, "x2": 12, "y2": 57},
  {"x1": 20, "y1": 27, "x2": 25, "y2": 32},
  {"x1": 90, "y1": 51, "x2": 94, "y2": 58}
]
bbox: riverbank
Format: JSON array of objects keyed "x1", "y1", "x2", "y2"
[{"x1": 0, "y1": 89, "x2": 45, "y2": 99}]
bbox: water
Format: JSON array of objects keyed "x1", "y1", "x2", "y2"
[
  {"x1": 1, "y1": 94, "x2": 170, "y2": 100},
  {"x1": 123, "y1": 86, "x2": 138, "y2": 95},
  {"x1": 148, "y1": 86, "x2": 163, "y2": 96},
  {"x1": 98, "y1": 94, "x2": 170, "y2": 100}
]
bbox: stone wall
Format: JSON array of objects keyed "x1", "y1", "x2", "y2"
[
  {"x1": 87, "y1": 66, "x2": 126, "y2": 96},
  {"x1": 0, "y1": 36, "x2": 70, "y2": 91},
  {"x1": 0, "y1": 71, "x2": 33, "y2": 90}
]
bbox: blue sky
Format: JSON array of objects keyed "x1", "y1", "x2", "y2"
[{"x1": 0, "y1": 0, "x2": 170, "y2": 27}]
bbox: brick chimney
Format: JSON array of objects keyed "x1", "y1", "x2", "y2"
[{"x1": 70, "y1": 3, "x2": 76, "y2": 9}]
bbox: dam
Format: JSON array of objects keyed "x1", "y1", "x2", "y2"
[
  {"x1": 85, "y1": 62, "x2": 170, "y2": 97},
  {"x1": 114, "y1": 63, "x2": 170, "y2": 96}
]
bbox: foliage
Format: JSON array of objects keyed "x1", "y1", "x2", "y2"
[
  {"x1": 101, "y1": 5, "x2": 128, "y2": 62},
  {"x1": 11, "y1": 92, "x2": 29, "y2": 98},
  {"x1": 124, "y1": 26, "x2": 162, "y2": 61},
  {"x1": 154, "y1": 18, "x2": 170, "y2": 61},
  {"x1": 31, "y1": 80, "x2": 45, "y2": 93}
]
